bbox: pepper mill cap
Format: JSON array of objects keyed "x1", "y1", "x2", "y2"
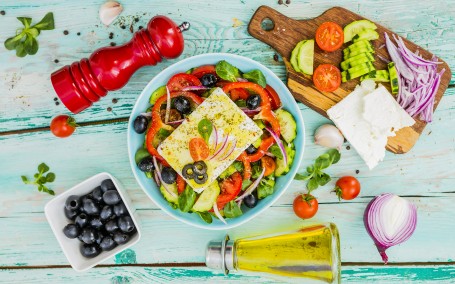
[{"x1": 205, "y1": 235, "x2": 234, "y2": 275}]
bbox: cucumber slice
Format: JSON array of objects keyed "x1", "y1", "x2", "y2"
[
  {"x1": 192, "y1": 182, "x2": 220, "y2": 212},
  {"x1": 388, "y1": 62, "x2": 399, "y2": 94},
  {"x1": 341, "y1": 64, "x2": 375, "y2": 82},
  {"x1": 219, "y1": 161, "x2": 243, "y2": 179},
  {"x1": 344, "y1": 40, "x2": 372, "y2": 52},
  {"x1": 297, "y1": 40, "x2": 314, "y2": 75},
  {"x1": 343, "y1": 19, "x2": 378, "y2": 43},
  {"x1": 275, "y1": 109, "x2": 297, "y2": 143},
  {"x1": 353, "y1": 29, "x2": 379, "y2": 42},
  {"x1": 135, "y1": 148, "x2": 150, "y2": 164},
  {"x1": 275, "y1": 142, "x2": 295, "y2": 177},
  {"x1": 343, "y1": 45, "x2": 374, "y2": 59},
  {"x1": 149, "y1": 85, "x2": 167, "y2": 105},
  {"x1": 160, "y1": 183, "x2": 178, "y2": 204},
  {"x1": 252, "y1": 137, "x2": 262, "y2": 148},
  {"x1": 340, "y1": 52, "x2": 375, "y2": 70},
  {"x1": 361, "y1": 70, "x2": 390, "y2": 82},
  {"x1": 290, "y1": 41, "x2": 305, "y2": 73}
]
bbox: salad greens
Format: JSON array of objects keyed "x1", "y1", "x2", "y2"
[
  {"x1": 223, "y1": 201, "x2": 243, "y2": 218},
  {"x1": 197, "y1": 211, "x2": 213, "y2": 224},
  {"x1": 257, "y1": 176, "x2": 276, "y2": 199},
  {"x1": 215, "y1": 60, "x2": 241, "y2": 82},
  {"x1": 243, "y1": 69, "x2": 267, "y2": 88},
  {"x1": 295, "y1": 149, "x2": 341, "y2": 191},
  {"x1": 4, "y1": 12, "x2": 55, "y2": 57},
  {"x1": 21, "y1": 162, "x2": 56, "y2": 195},
  {"x1": 198, "y1": 118, "x2": 212, "y2": 143},
  {"x1": 269, "y1": 144, "x2": 284, "y2": 159},
  {"x1": 178, "y1": 185, "x2": 197, "y2": 212}
]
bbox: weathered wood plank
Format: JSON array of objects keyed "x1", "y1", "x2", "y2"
[
  {"x1": 1, "y1": 265, "x2": 455, "y2": 283},
  {"x1": 0, "y1": 0, "x2": 454, "y2": 131}
]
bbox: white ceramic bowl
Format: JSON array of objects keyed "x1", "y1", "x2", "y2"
[{"x1": 44, "y1": 172, "x2": 141, "y2": 272}]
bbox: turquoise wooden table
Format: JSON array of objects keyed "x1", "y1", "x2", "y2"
[{"x1": 1, "y1": 0, "x2": 454, "y2": 283}]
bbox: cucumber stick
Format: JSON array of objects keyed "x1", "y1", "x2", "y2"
[
  {"x1": 343, "y1": 20, "x2": 377, "y2": 43},
  {"x1": 388, "y1": 62, "x2": 399, "y2": 94},
  {"x1": 361, "y1": 70, "x2": 390, "y2": 82},
  {"x1": 343, "y1": 45, "x2": 374, "y2": 59},
  {"x1": 341, "y1": 52, "x2": 375, "y2": 70},
  {"x1": 290, "y1": 40, "x2": 314, "y2": 75}
]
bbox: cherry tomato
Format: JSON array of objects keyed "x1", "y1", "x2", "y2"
[
  {"x1": 334, "y1": 176, "x2": 360, "y2": 200},
  {"x1": 167, "y1": 73, "x2": 201, "y2": 92},
  {"x1": 189, "y1": 137, "x2": 209, "y2": 161},
  {"x1": 293, "y1": 194, "x2": 318, "y2": 219},
  {"x1": 265, "y1": 85, "x2": 282, "y2": 110},
  {"x1": 50, "y1": 115, "x2": 78, "y2": 138},
  {"x1": 229, "y1": 88, "x2": 250, "y2": 101},
  {"x1": 261, "y1": 156, "x2": 276, "y2": 176},
  {"x1": 313, "y1": 64, "x2": 342, "y2": 92},
  {"x1": 315, "y1": 22, "x2": 344, "y2": 52},
  {"x1": 191, "y1": 65, "x2": 216, "y2": 78},
  {"x1": 215, "y1": 172, "x2": 242, "y2": 210}
]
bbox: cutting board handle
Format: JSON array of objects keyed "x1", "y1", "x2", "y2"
[{"x1": 248, "y1": 5, "x2": 305, "y2": 58}]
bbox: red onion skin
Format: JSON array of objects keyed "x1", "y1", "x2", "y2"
[{"x1": 364, "y1": 196, "x2": 390, "y2": 264}]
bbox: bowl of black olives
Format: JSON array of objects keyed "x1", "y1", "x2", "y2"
[{"x1": 44, "y1": 172, "x2": 141, "y2": 272}]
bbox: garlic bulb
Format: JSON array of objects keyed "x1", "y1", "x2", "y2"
[
  {"x1": 99, "y1": 1, "x2": 123, "y2": 26},
  {"x1": 314, "y1": 124, "x2": 344, "y2": 149}
]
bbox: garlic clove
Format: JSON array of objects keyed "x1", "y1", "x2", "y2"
[
  {"x1": 314, "y1": 124, "x2": 344, "y2": 149},
  {"x1": 99, "y1": 1, "x2": 124, "y2": 26}
]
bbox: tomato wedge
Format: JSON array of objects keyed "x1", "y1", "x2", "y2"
[
  {"x1": 189, "y1": 137, "x2": 210, "y2": 161},
  {"x1": 229, "y1": 88, "x2": 250, "y2": 101},
  {"x1": 215, "y1": 172, "x2": 242, "y2": 210},
  {"x1": 261, "y1": 156, "x2": 276, "y2": 176},
  {"x1": 167, "y1": 73, "x2": 201, "y2": 92},
  {"x1": 313, "y1": 64, "x2": 342, "y2": 92},
  {"x1": 315, "y1": 22, "x2": 344, "y2": 52},
  {"x1": 265, "y1": 85, "x2": 282, "y2": 110},
  {"x1": 191, "y1": 65, "x2": 216, "y2": 78},
  {"x1": 176, "y1": 175, "x2": 186, "y2": 194}
]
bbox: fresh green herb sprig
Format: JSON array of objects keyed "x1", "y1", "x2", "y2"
[
  {"x1": 198, "y1": 118, "x2": 212, "y2": 143},
  {"x1": 4, "y1": 12, "x2": 55, "y2": 57},
  {"x1": 295, "y1": 149, "x2": 341, "y2": 192},
  {"x1": 21, "y1": 163, "x2": 56, "y2": 195},
  {"x1": 242, "y1": 69, "x2": 266, "y2": 88}
]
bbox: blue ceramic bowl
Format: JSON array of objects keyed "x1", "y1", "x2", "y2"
[{"x1": 127, "y1": 53, "x2": 305, "y2": 230}]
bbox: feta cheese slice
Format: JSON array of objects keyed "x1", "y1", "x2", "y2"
[{"x1": 158, "y1": 88, "x2": 263, "y2": 193}]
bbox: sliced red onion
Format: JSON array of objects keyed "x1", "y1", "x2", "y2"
[
  {"x1": 182, "y1": 85, "x2": 210, "y2": 91},
  {"x1": 364, "y1": 193, "x2": 417, "y2": 264},
  {"x1": 209, "y1": 133, "x2": 230, "y2": 160},
  {"x1": 240, "y1": 107, "x2": 262, "y2": 115},
  {"x1": 152, "y1": 156, "x2": 177, "y2": 199},
  {"x1": 164, "y1": 86, "x2": 171, "y2": 124},
  {"x1": 235, "y1": 167, "x2": 266, "y2": 201},
  {"x1": 208, "y1": 124, "x2": 219, "y2": 153},
  {"x1": 167, "y1": 119, "x2": 184, "y2": 126},
  {"x1": 236, "y1": 77, "x2": 248, "y2": 82},
  {"x1": 140, "y1": 112, "x2": 152, "y2": 118},
  {"x1": 213, "y1": 203, "x2": 227, "y2": 224},
  {"x1": 377, "y1": 54, "x2": 390, "y2": 64},
  {"x1": 265, "y1": 127, "x2": 287, "y2": 165},
  {"x1": 153, "y1": 169, "x2": 161, "y2": 187},
  {"x1": 219, "y1": 139, "x2": 237, "y2": 161},
  {"x1": 264, "y1": 152, "x2": 275, "y2": 158}
]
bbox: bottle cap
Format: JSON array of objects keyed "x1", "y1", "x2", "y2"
[{"x1": 205, "y1": 235, "x2": 234, "y2": 275}]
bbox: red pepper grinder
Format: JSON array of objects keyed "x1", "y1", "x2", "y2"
[{"x1": 51, "y1": 16, "x2": 190, "y2": 113}]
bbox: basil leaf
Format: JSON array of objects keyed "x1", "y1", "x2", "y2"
[
  {"x1": 198, "y1": 119, "x2": 212, "y2": 143},
  {"x1": 15, "y1": 43, "x2": 27, "y2": 57},
  {"x1": 47, "y1": 189, "x2": 55, "y2": 196},
  {"x1": 197, "y1": 212, "x2": 212, "y2": 224},
  {"x1": 215, "y1": 60, "x2": 241, "y2": 82},
  {"x1": 242, "y1": 69, "x2": 266, "y2": 88},
  {"x1": 33, "y1": 12, "x2": 55, "y2": 30},
  {"x1": 46, "y1": 172, "x2": 56, "y2": 183},
  {"x1": 27, "y1": 28, "x2": 40, "y2": 38},
  {"x1": 17, "y1": 17, "x2": 32, "y2": 28},
  {"x1": 306, "y1": 165, "x2": 314, "y2": 173},
  {"x1": 156, "y1": 128, "x2": 171, "y2": 141},
  {"x1": 294, "y1": 173, "x2": 311, "y2": 181},
  {"x1": 223, "y1": 201, "x2": 243, "y2": 218},
  {"x1": 178, "y1": 185, "x2": 197, "y2": 212},
  {"x1": 315, "y1": 154, "x2": 330, "y2": 170},
  {"x1": 4, "y1": 34, "x2": 24, "y2": 50},
  {"x1": 38, "y1": 163, "x2": 49, "y2": 173},
  {"x1": 24, "y1": 34, "x2": 39, "y2": 55},
  {"x1": 21, "y1": 175, "x2": 28, "y2": 183},
  {"x1": 235, "y1": 99, "x2": 246, "y2": 108},
  {"x1": 307, "y1": 178, "x2": 319, "y2": 191},
  {"x1": 316, "y1": 172, "x2": 331, "y2": 186},
  {"x1": 327, "y1": 149, "x2": 341, "y2": 164},
  {"x1": 269, "y1": 144, "x2": 283, "y2": 159},
  {"x1": 257, "y1": 177, "x2": 275, "y2": 199}
]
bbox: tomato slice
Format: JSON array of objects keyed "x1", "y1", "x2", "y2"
[
  {"x1": 191, "y1": 65, "x2": 216, "y2": 78},
  {"x1": 315, "y1": 22, "x2": 344, "y2": 52},
  {"x1": 261, "y1": 156, "x2": 276, "y2": 176},
  {"x1": 215, "y1": 172, "x2": 242, "y2": 210},
  {"x1": 167, "y1": 73, "x2": 201, "y2": 92},
  {"x1": 189, "y1": 137, "x2": 209, "y2": 161},
  {"x1": 265, "y1": 85, "x2": 282, "y2": 110},
  {"x1": 229, "y1": 88, "x2": 250, "y2": 101},
  {"x1": 313, "y1": 64, "x2": 342, "y2": 92},
  {"x1": 176, "y1": 175, "x2": 186, "y2": 194}
]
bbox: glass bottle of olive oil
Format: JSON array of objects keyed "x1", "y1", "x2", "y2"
[{"x1": 206, "y1": 223, "x2": 340, "y2": 283}]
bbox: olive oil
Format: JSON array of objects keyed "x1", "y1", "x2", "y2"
[{"x1": 206, "y1": 223, "x2": 340, "y2": 283}]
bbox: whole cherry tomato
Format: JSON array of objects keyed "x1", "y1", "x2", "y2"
[
  {"x1": 334, "y1": 176, "x2": 361, "y2": 200},
  {"x1": 293, "y1": 194, "x2": 318, "y2": 219},
  {"x1": 50, "y1": 115, "x2": 78, "y2": 138}
]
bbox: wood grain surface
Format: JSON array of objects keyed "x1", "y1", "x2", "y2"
[
  {"x1": 0, "y1": 0, "x2": 454, "y2": 283},
  {"x1": 248, "y1": 5, "x2": 452, "y2": 154}
]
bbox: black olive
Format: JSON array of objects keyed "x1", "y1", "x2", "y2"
[
  {"x1": 95, "y1": 231, "x2": 105, "y2": 245},
  {"x1": 244, "y1": 193, "x2": 258, "y2": 208},
  {"x1": 65, "y1": 195, "x2": 81, "y2": 211},
  {"x1": 63, "y1": 224, "x2": 80, "y2": 239},
  {"x1": 100, "y1": 179, "x2": 116, "y2": 193},
  {"x1": 100, "y1": 236, "x2": 117, "y2": 251},
  {"x1": 100, "y1": 205, "x2": 114, "y2": 220},
  {"x1": 113, "y1": 231, "x2": 130, "y2": 245},
  {"x1": 90, "y1": 218, "x2": 104, "y2": 230},
  {"x1": 246, "y1": 144, "x2": 258, "y2": 154},
  {"x1": 113, "y1": 202, "x2": 128, "y2": 217},
  {"x1": 200, "y1": 74, "x2": 217, "y2": 87},
  {"x1": 246, "y1": 94, "x2": 261, "y2": 110},
  {"x1": 138, "y1": 156, "x2": 155, "y2": 172},
  {"x1": 133, "y1": 115, "x2": 149, "y2": 134},
  {"x1": 161, "y1": 167, "x2": 177, "y2": 184},
  {"x1": 75, "y1": 213, "x2": 89, "y2": 228},
  {"x1": 105, "y1": 219, "x2": 119, "y2": 233},
  {"x1": 174, "y1": 96, "x2": 191, "y2": 114},
  {"x1": 82, "y1": 198, "x2": 100, "y2": 215},
  {"x1": 118, "y1": 216, "x2": 135, "y2": 233},
  {"x1": 92, "y1": 186, "x2": 103, "y2": 203},
  {"x1": 80, "y1": 227, "x2": 98, "y2": 244},
  {"x1": 193, "y1": 161, "x2": 207, "y2": 175},
  {"x1": 103, "y1": 190, "x2": 121, "y2": 205},
  {"x1": 194, "y1": 173, "x2": 208, "y2": 184},
  {"x1": 80, "y1": 244, "x2": 101, "y2": 258},
  {"x1": 64, "y1": 207, "x2": 78, "y2": 220},
  {"x1": 182, "y1": 164, "x2": 195, "y2": 179}
]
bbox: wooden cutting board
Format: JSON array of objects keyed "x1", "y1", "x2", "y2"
[{"x1": 248, "y1": 6, "x2": 452, "y2": 154}]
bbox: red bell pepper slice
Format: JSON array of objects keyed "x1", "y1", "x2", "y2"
[
  {"x1": 146, "y1": 91, "x2": 204, "y2": 165},
  {"x1": 215, "y1": 172, "x2": 242, "y2": 211},
  {"x1": 176, "y1": 175, "x2": 186, "y2": 194},
  {"x1": 265, "y1": 84, "x2": 282, "y2": 110},
  {"x1": 236, "y1": 136, "x2": 275, "y2": 164},
  {"x1": 238, "y1": 152, "x2": 252, "y2": 180}
]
